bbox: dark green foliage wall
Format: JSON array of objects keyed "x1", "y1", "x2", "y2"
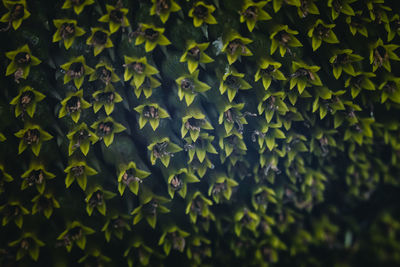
[{"x1": 1, "y1": 0, "x2": 400, "y2": 266}]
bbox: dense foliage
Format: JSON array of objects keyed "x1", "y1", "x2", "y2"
[{"x1": 1, "y1": 0, "x2": 400, "y2": 266}]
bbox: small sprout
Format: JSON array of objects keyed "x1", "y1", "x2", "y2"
[
  {"x1": 0, "y1": 201, "x2": 29, "y2": 228},
  {"x1": 61, "y1": 56, "x2": 94, "y2": 89},
  {"x1": 123, "y1": 56, "x2": 159, "y2": 88},
  {"x1": 185, "y1": 191, "x2": 213, "y2": 223},
  {"x1": 14, "y1": 124, "x2": 53, "y2": 156},
  {"x1": 131, "y1": 195, "x2": 170, "y2": 228},
  {"x1": 345, "y1": 72, "x2": 376, "y2": 98},
  {"x1": 289, "y1": 61, "x2": 322, "y2": 94},
  {"x1": 92, "y1": 86, "x2": 123, "y2": 115},
  {"x1": 270, "y1": 25, "x2": 302, "y2": 57},
  {"x1": 176, "y1": 70, "x2": 211, "y2": 106},
  {"x1": 298, "y1": 0, "x2": 319, "y2": 18},
  {"x1": 158, "y1": 227, "x2": 190, "y2": 255},
  {"x1": 255, "y1": 59, "x2": 286, "y2": 90},
  {"x1": 167, "y1": 168, "x2": 199, "y2": 199},
  {"x1": 132, "y1": 24, "x2": 171, "y2": 52},
  {"x1": 10, "y1": 86, "x2": 46, "y2": 119},
  {"x1": 91, "y1": 117, "x2": 126, "y2": 147},
  {"x1": 135, "y1": 103, "x2": 169, "y2": 131},
  {"x1": 329, "y1": 49, "x2": 363, "y2": 79},
  {"x1": 222, "y1": 32, "x2": 253, "y2": 64},
  {"x1": 328, "y1": 0, "x2": 355, "y2": 20},
  {"x1": 150, "y1": 0, "x2": 181, "y2": 23},
  {"x1": 98, "y1": 4, "x2": 130, "y2": 33},
  {"x1": 89, "y1": 61, "x2": 120, "y2": 85},
  {"x1": 21, "y1": 163, "x2": 55, "y2": 194},
  {"x1": 0, "y1": 0, "x2": 31, "y2": 30},
  {"x1": 59, "y1": 90, "x2": 91, "y2": 123},
  {"x1": 117, "y1": 162, "x2": 150, "y2": 195},
  {"x1": 86, "y1": 28, "x2": 113, "y2": 56},
  {"x1": 101, "y1": 214, "x2": 131, "y2": 242},
  {"x1": 240, "y1": 0, "x2": 271, "y2": 32},
  {"x1": 85, "y1": 186, "x2": 116, "y2": 216},
  {"x1": 57, "y1": 221, "x2": 95, "y2": 252},
  {"x1": 53, "y1": 19, "x2": 85, "y2": 49},
  {"x1": 220, "y1": 68, "x2": 252, "y2": 102},
  {"x1": 8, "y1": 232, "x2": 45, "y2": 261},
  {"x1": 208, "y1": 174, "x2": 238, "y2": 203},
  {"x1": 148, "y1": 137, "x2": 182, "y2": 167},
  {"x1": 188, "y1": 1, "x2": 217, "y2": 27},
  {"x1": 5, "y1": 44, "x2": 41, "y2": 82},
  {"x1": 234, "y1": 208, "x2": 260, "y2": 236},
  {"x1": 180, "y1": 41, "x2": 214, "y2": 74},
  {"x1": 369, "y1": 39, "x2": 400, "y2": 72},
  {"x1": 64, "y1": 160, "x2": 98, "y2": 190},
  {"x1": 307, "y1": 19, "x2": 339, "y2": 51},
  {"x1": 67, "y1": 123, "x2": 98, "y2": 156},
  {"x1": 185, "y1": 133, "x2": 217, "y2": 164},
  {"x1": 346, "y1": 11, "x2": 370, "y2": 37},
  {"x1": 31, "y1": 193, "x2": 60, "y2": 219},
  {"x1": 62, "y1": 0, "x2": 94, "y2": 15}
]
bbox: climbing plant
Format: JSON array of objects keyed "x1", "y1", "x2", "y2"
[{"x1": 1, "y1": 0, "x2": 400, "y2": 266}]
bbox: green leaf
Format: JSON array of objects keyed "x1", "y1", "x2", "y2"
[
  {"x1": 43, "y1": 207, "x2": 52, "y2": 219},
  {"x1": 146, "y1": 215, "x2": 157, "y2": 229},
  {"x1": 312, "y1": 37, "x2": 322, "y2": 51},
  {"x1": 16, "y1": 249, "x2": 25, "y2": 261},
  {"x1": 77, "y1": 176, "x2": 87, "y2": 190},
  {"x1": 76, "y1": 235, "x2": 86, "y2": 250},
  {"x1": 65, "y1": 174, "x2": 75, "y2": 188},
  {"x1": 80, "y1": 142, "x2": 90, "y2": 156},
  {"x1": 149, "y1": 119, "x2": 160, "y2": 131},
  {"x1": 362, "y1": 78, "x2": 375, "y2": 90},
  {"x1": 333, "y1": 66, "x2": 341, "y2": 79},
  {"x1": 15, "y1": 215, "x2": 23, "y2": 228},
  {"x1": 97, "y1": 203, "x2": 106, "y2": 215},
  {"x1": 160, "y1": 156, "x2": 170, "y2": 167},
  {"x1": 297, "y1": 79, "x2": 307, "y2": 94},
  {"x1": 197, "y1": 149, "x2": 206, "y2": 163},
  {"x1": 341, "y1": 4, "x2": 355, "y2": 16},
  {"x1": 266, "y1": 136, "x2": 275, "y2": 151},
  {"x1": 86, "y1": 205, "x2": 94, "y2": 216},
  {"x1": 118, "y1": 183, "x2": 126, "y2": 195},
  {"x1": 128, "y1": 182, "x2": 139, "y2": 195},
  {"x1": 103, "y1": 133, "x2": 114, "y2": 147}
]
